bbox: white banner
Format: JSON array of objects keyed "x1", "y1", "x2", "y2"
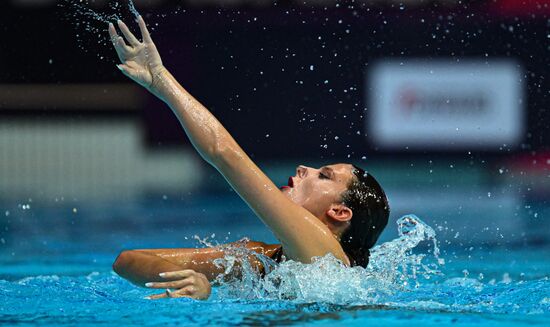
[{"x1": 367, "y1": 59, "x2": 524, "y2": 149}]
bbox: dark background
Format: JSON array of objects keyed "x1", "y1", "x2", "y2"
[{"x1": 1, "y1": 0, "x2": 548, "y2": 161}]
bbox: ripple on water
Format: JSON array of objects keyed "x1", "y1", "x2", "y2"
[{"x1": 0, "y1": 215, "x2": 549, "y2": 325}]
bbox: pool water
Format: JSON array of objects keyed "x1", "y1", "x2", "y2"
[{"x1": 0, "y1": 197, "x2": 549, "y2": 326}]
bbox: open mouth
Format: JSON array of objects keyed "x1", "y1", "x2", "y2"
[{"x1": 280, "y1": 177, "x2": 295, "y2": 190}]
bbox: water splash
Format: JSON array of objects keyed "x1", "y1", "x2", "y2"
[
  {"x1": 127, "y1": 0, "x2": 141, "y2": 18},
  {"x1": 366, "y1": 214, "x2": 444, "y2": 289},
  {"x1": 1, "y1": 214, "x2": 548, "y2": 320},
  {"x1": 205, "y1": 215, "x2": 549, "y2": 316},
  {"x1": 58, "y1": 0, "x2": 142, "y2": 60},
  {"x1": 209, "y1": 238, "x2": 279, "y2": 299},
  {"x1": 213, "y1": 214, "x2": 445, "y2": 304}
]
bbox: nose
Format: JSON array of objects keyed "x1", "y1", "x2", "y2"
[{"x1": 296, "y1": 165, "x2": 310, "y2": 178}]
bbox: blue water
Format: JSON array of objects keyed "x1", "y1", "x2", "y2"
[{"x1": 0, "y1": 197, "x2": 549, "y2": 326}]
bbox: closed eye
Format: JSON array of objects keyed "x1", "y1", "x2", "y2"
[{"x1": 319, "y1": 172, "x2": 330, "y2": 179}]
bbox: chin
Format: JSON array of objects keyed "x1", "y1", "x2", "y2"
[{"x1": 282, "y1": 188, "x2": 300, "y2": 203}]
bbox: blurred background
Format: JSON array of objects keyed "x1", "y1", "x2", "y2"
[{"x1": 0, "y1": 0, "x2": 549, "y2": 276}]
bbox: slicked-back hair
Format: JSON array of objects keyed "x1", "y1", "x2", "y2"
[{"x1": 339, "y1": 165, "x2": 389, "y2": 268}]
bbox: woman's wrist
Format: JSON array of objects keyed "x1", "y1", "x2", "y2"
[{"x1": 149, "y1": 66, "x2": 171, "y2": 99}]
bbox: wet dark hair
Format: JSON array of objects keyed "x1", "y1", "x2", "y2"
[{"x1": 339, "y1": 165, "x2": 389, "y2": 268}]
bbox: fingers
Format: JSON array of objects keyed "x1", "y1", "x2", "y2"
[
  {"x1": 145, "y1": 288, "x2": 193, "y2": 300},
  {"x1": 117, "y1": 63, "x2": 131, "y2": 74},
  {"x1": 144, "y1": 271, "x2": 208, "y2": 300},
  {"x1": 158, "y1": 270, "x2": 196, "y2": 279},
  {"x1": 125, "y1": 61, "x2": 141, "y2": 71},
  {"x1": 145, "y1": 289, "x2": 170, "y2": 300},
  {"x1": 167, "y1": 287, "x2": 195, "y2": 299},
  {"x1": 108, "y1": 22, "x2": 119, "y2": 43},
  {"x1": 145, "y1": 278, "x2": 193, "y2": 289},
  {"x1": 109, "y1": 23, "x2": 132, "y2": 62},
  {"x1": 137, "y1": 15, "x2": 153, "y2": 43},
  {"x1": 116, "y1": 37, "x2": 132, "y2": 54},
  {"x1": 116, "y1": 64, "x2": 140, "y2": 82},
  {"x1": 117, "y1": 20, "x2": 140, "y2": 47}
]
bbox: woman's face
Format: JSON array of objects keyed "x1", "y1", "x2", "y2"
[{"x1": 281, "y1": 163, "x2": 356, "y2": 219}]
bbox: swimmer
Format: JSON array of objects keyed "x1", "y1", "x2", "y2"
[{"x1": 108, "y1": 16, "x2": 389, "y2": 300}]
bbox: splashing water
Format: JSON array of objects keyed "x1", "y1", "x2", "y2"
[
  {"x1": 204, "y1": 215, "x2": 549, "y2": 317},
  {"x1": 1, "y1": 212, "x2": 548, "y2": 323},
  {"x1": 212, "y1": 214, "x2": 445, "y2": 304},
  {"x1": 58, "y1": 0, "x2": 141, "y2": 60},
  {"x1": 366, "y1": 214, "x2": 444, "y2": 289},
  {"x1": 127, "y1": 0, "x2": 141, "y2": 18},
  {"x1": 60, "y1": 0, "x2": 141, "y2": 23}
]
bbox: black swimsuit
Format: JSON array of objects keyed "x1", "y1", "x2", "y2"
[{"x1": 270, "y1": 246, "x2": 285, "y2": 263}]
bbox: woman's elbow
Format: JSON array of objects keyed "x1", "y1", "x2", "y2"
[
  {"x1": 112, "y1": 250, "x2": 134, "y2": 276},
  {"x1": 210, "y1": 142, "x2": 241, "y2": 168}
]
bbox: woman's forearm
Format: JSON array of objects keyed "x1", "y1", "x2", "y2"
[
  {"x1": 151, "y1": 69, "x2": 241, "y2": 166},
  {"x1": 113, "y1": 242, "x2": 281, "y2": 285},
  {"x1": 112, "y1": 250, "x2": 188, "y2": 287}
]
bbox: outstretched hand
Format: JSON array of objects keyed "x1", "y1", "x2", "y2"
[
  {"x1": 108, "y1": 16, "x2": 165, "y2": 92},
  {"x1": 144, "y1": 269, "x2": 212, "y2": 300}
]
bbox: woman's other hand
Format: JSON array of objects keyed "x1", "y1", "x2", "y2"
[
  {"x1": 144, "y1": 269, "x2": 212, "y2": 300},
  {"x1": 108, "y1": 16, "x2": 166, "y2": 93}
]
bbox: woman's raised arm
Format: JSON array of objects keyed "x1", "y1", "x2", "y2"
[{"x1": 108, "y1": 17, "x2": 349, "y2": 265}]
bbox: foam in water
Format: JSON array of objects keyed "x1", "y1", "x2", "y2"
[
  {"x1": 2, "y1": 211, "x2": 548, "y2": 317},
  {"x1": 211, "y1": 214, "x2": 445, "y2": 304},
  {"x1": 202, "y1": 216, "x2": 548, "y2": 315}
]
